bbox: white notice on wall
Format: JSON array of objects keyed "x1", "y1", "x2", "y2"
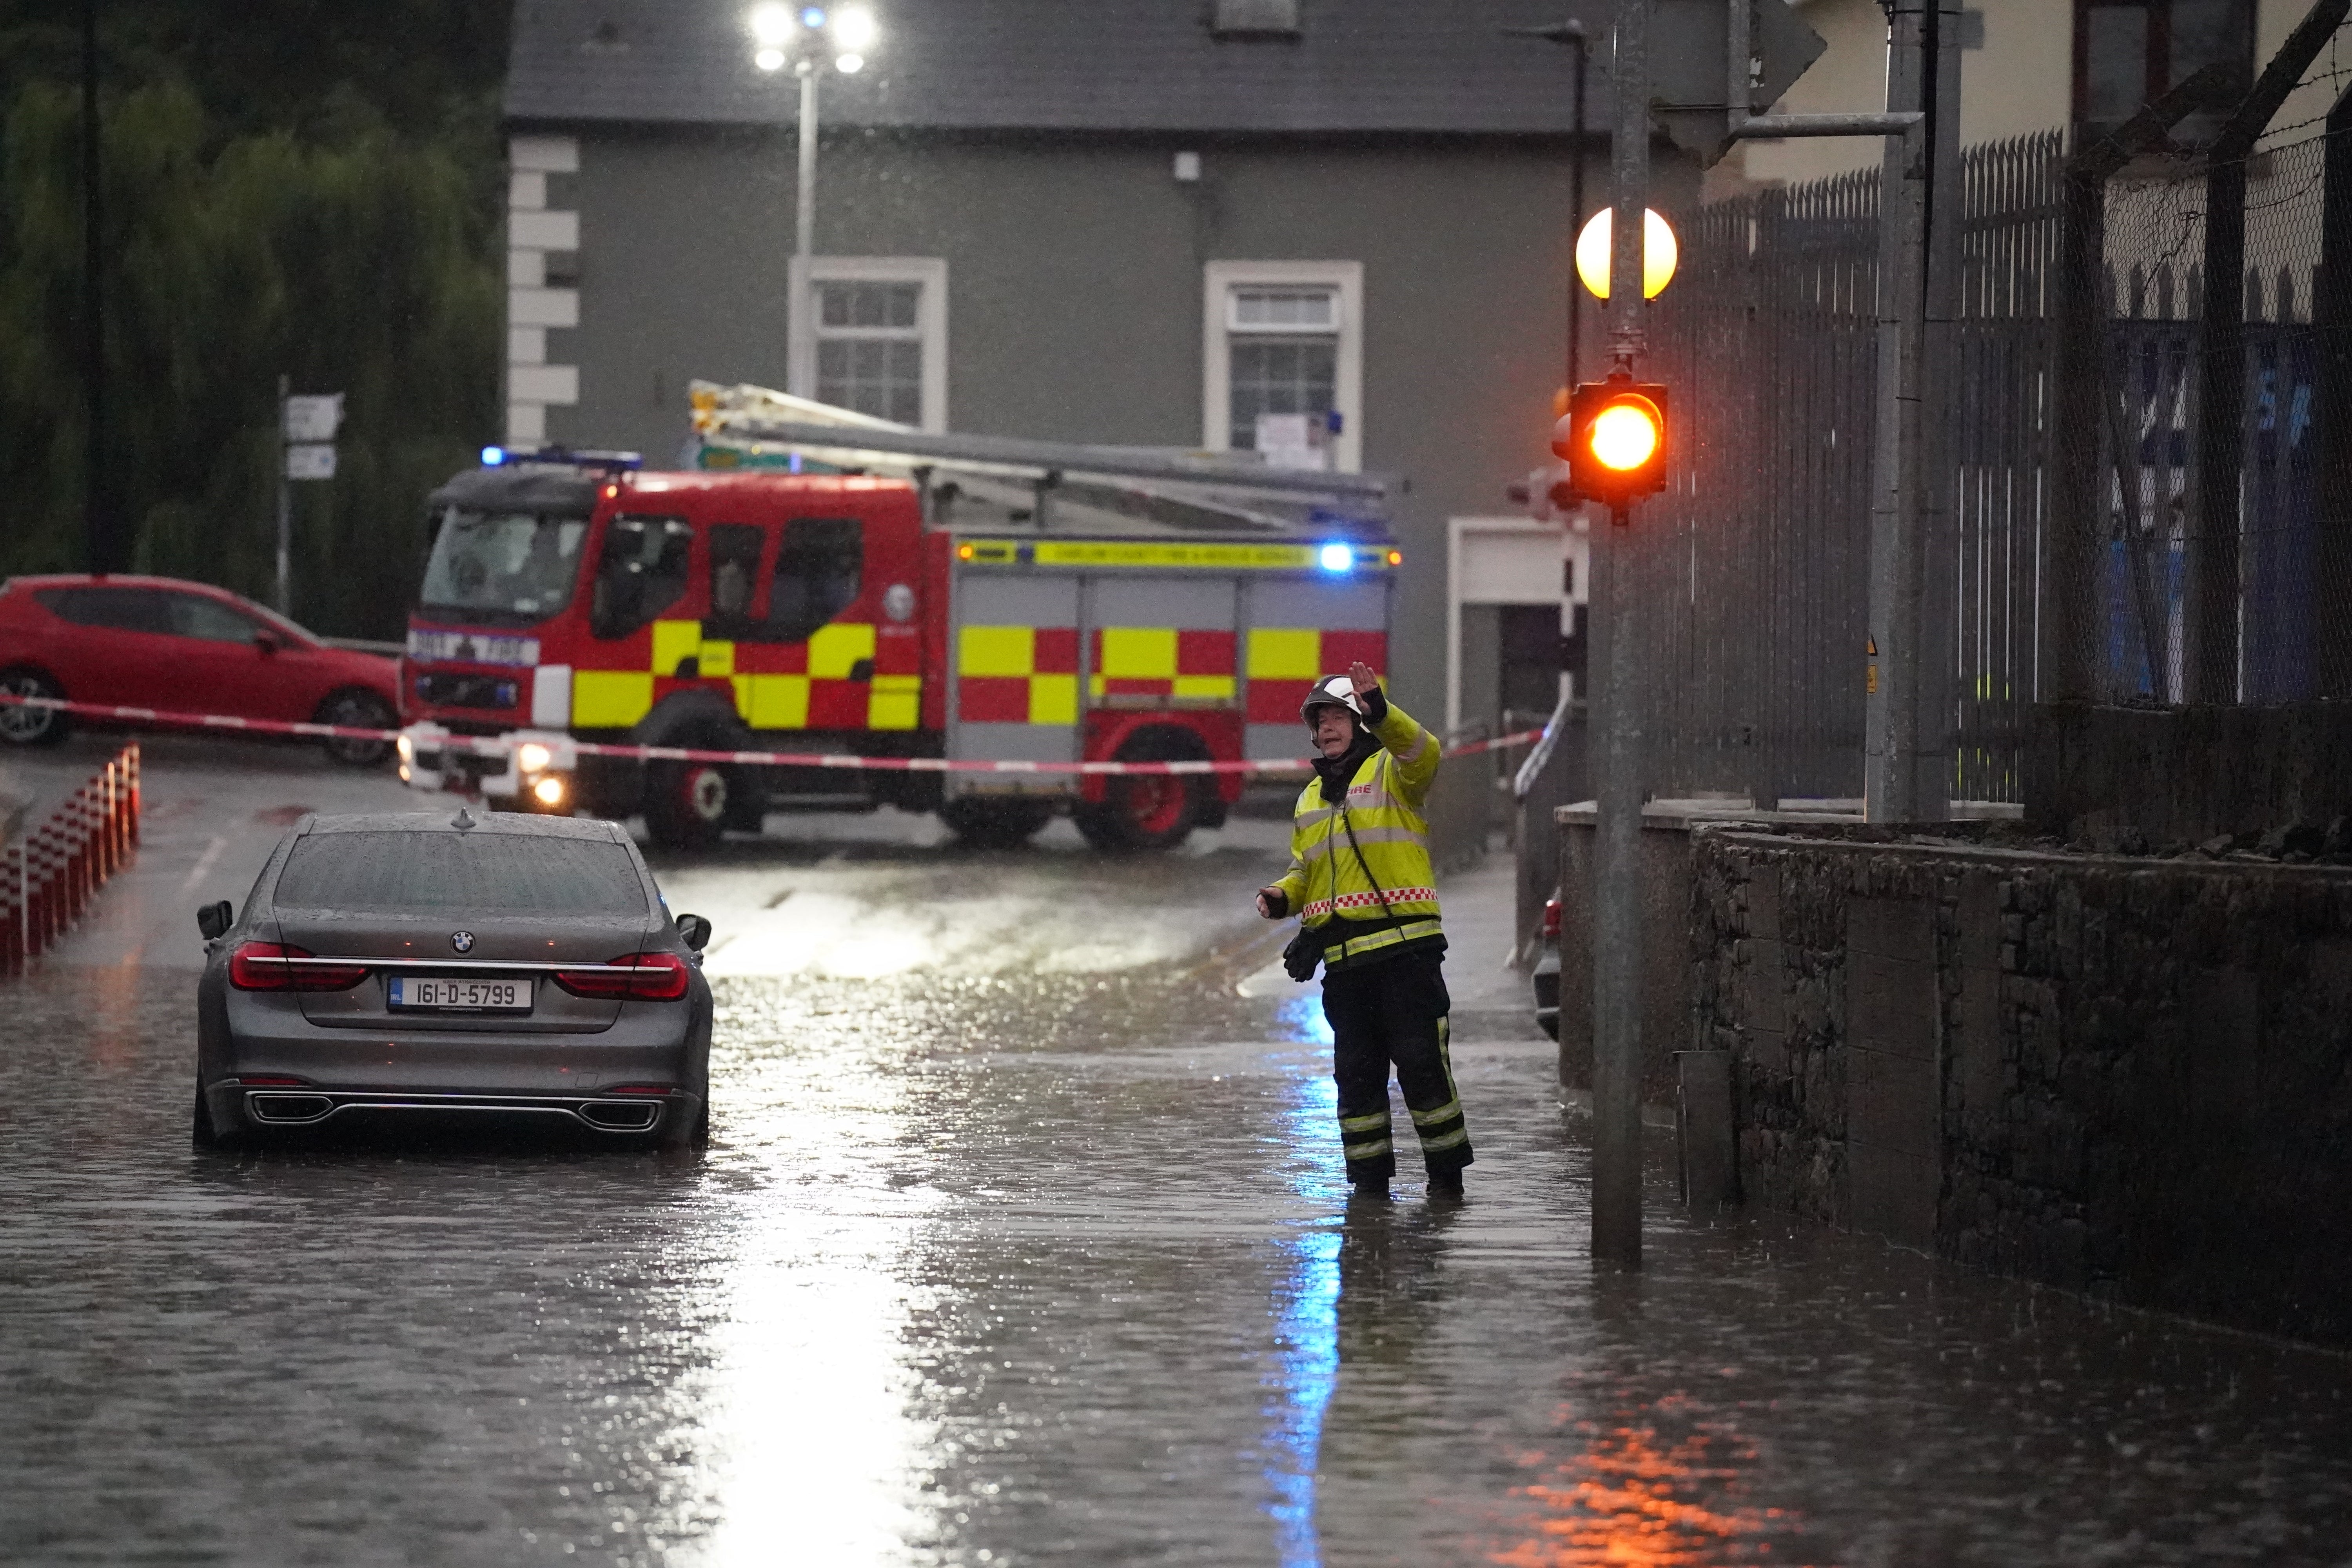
[
  {"x1": 285, "y1": 443, "x2": 339, "y2": 481},
  {"x1": 283, "y1": 394, "x2": 345, "y2": 443},
  {"x1": 1255, "y1": 412, "x2": 1329, "y2": 472}
]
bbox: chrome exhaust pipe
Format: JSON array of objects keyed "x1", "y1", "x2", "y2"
[
  {"x1": 248, "y1": 1093, "x2": 334, "y2": 1124},
  {"x1": 577, "y1": 1100, "x2": 661, "y2": 1132}
]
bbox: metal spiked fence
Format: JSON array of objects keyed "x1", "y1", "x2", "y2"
[
  {"x1": 1630, "y1": 111, "x2": 2352, "y2": 808},
  {"x1": 1634, "y1": 134, "x2": 2064, "y2": 806}
]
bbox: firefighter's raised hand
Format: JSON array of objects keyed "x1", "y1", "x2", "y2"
[
  {"x1": 1256, "y1": 886, "x2": 1288, "y2": 919},
  {"x1": 1349, "y1": 661, "x2": 1379, "y2": 701}
]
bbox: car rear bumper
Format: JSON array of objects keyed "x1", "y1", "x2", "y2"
[
  {"x1": 1532, "y1": 947, "x2": 1561, "y2": 1040},
  {"x1": 204, "y1": 1081, "x2": 702, "y2": 1136}
]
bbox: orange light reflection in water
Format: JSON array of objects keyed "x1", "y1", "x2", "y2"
[{"x1": 1488, "y1": 1399, "x2": 1803, "y2": 1568}]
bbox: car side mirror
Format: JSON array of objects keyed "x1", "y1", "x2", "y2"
[
  {"x1": 253, "y1": 630, "x2": 281, "y2": 655},
  {"x1": 675, "y1": 913, "x2": 712, "y2": 952},
  {"x1": 196, "y1": 900, "x2": 234, "y2": 941}
]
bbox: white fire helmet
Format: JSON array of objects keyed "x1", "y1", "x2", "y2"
[{"x1": 1299, "y1": 673, "x2": 1367, "y2": 727}]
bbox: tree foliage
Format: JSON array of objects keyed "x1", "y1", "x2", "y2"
[{"x1": 0, "y1": 2, "x2": 508, "y2": 637}]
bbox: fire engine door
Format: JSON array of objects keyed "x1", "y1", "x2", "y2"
[{"x1": 725, "y1": 516, "x2": 909, "y2": 733}]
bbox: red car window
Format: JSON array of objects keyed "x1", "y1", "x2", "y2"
[
  {"x1": 166, "y1": 592, "x2": 264, "y2": 644},
  {"x1": 34, "y1": 586, "x2": 171, "y2": 634}
]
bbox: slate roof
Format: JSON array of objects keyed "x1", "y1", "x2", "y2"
[{"x1": 506, "y1": 0, "x2": 1609, "y2": 135}]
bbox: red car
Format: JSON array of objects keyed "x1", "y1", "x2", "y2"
[{"x1": 0, "y1": 574, "x2": 403, "y2": 766}]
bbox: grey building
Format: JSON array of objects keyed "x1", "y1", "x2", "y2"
[{"x1": 504, "y1": 0, "x2": 1686, "y2": 725}]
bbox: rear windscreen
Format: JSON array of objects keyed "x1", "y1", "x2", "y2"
[{"x1": 274, "y1": 833, "x2": 648, "y2": 916}]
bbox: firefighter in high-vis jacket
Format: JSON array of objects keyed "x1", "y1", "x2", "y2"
[{"x1": 1255, "y1": 662, "x2": 1472, "y2": 1198}]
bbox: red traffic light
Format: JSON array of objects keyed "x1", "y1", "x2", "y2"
[{"x1": 1550, "y1": 379, "x2": 1670, "y2": 508}]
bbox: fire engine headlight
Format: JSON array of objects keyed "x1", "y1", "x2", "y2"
[
  {"x1": 396, "y1": 733, "x2": 413, "y2": 762},
  {"x1": 517, "y1": 742, "x2": 553, "y2": 774},
  {"x1": 533, "y1": 775, "x2": 568, "y2": 808}
]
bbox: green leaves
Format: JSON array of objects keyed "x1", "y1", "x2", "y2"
[{"x1": 0, "y1": 19, "x2": 502, "y2": 637}]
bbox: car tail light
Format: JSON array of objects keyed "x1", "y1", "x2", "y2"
[
  {"x1": 228, "y1": 942, "x2": 367, "y2": 992},
  {"x1": 1542, "y1": 896, "x2": 1563, "y2": 941},
  {"x1": 230, "y1": 1075, "x2": 311, "y2": 1087},
  {"x1": 553, "y1": 951, "x2": 690, "y2": 1002},
  {"x1": 604, "y1": 1083, "x2": 675, "y2": 1096}
]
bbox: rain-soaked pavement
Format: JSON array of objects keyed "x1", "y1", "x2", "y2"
[{"x1": 5, "y1": 737, "x2": 2352, "y2": 1566}]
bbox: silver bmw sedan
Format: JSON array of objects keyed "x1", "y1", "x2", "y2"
[{"x1": 191, "y1": 810, "x2": 713, "y2": 1148}]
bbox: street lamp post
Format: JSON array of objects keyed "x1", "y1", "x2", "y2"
[
  {"x1": 1505, "y1": 19, "x2": 1590, "y2": 387},
  {"x1": 750, "y1": 3, "x2": 879, "y2": 397}
]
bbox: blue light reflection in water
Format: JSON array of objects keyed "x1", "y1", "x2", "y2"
[
  {"x1": 1265, "y1": 989, "x2": 1339, "y2": 1568},
  {"x1": 1277, "y1": 991, "x2": 1335, "y2": 1047}
]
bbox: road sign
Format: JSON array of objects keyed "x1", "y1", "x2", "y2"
[
  {"x1": 1649, "y1": 0, "x2": 1827, "y2": 165},
  {"x1": 286, "y1": 443, "x2": 338, "y2": 481},
  {"x1": 283, "y1": 394, "x2": 345, "y2": 443}
]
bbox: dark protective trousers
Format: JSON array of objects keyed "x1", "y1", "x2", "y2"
[{"x1": 1319, "y1": 949, "x2": 1472, "y2": 1184}]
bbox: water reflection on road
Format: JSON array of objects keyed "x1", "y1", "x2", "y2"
[{"x1": 4, "y1": 822, "x2": 2352, "y2": 1563}]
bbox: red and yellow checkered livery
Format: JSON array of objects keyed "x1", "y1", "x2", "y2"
[
  {"x1": 1244, "y1": 627, "x2": 1387, "y2": 725},
  {"x1": 1089, "y1": 628, "x2": 1238, "y2": 701},
  {"x1": 956, "y1": 625, "x2": 1080, "y2": 724},
  {"x1": 571, "y1": 617, "x2": 922, "y2": 732}
]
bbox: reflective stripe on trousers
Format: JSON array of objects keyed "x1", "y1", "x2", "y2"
[{"x1": 1320, "y1": 950, "x2": 1470, "y2": 1184}]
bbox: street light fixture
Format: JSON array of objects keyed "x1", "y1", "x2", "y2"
[{"x1": 746, "y1": 2, "x2": 881, "y2": 393}]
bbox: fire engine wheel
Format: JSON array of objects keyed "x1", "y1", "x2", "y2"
[
  {"x1": 1073, "y1": 731, "x2": 1208, "y2": 853},
  {"x1": 316, "y1": 688, "x2": 397, "y2": 768},
  {"x1": 0, "y1": 668, "x2": 69, "y2": 748},
  {"x1": 938, "y1": 797, "x2": 1053, "y2": 849},
  {"x1": 645, "y1": 759, "x2": 735, "y2": 851}
]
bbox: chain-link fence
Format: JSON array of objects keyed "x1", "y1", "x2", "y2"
[{"x1": 2071, "y1": 127, "x2": 2352, "y2": 707}]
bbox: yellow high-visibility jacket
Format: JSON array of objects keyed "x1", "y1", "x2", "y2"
[{"x1": 1274, "y1": 698, "x2": 1444, "y2": 971}]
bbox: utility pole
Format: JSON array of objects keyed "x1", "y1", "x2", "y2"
[
  {"x1": 1590, "y1": 0, "x2": 1651, "y2": 1270},
  {"x1": 82, "y1": 0, "x2": 105, "y2": 575},
  {"x1": 275, "y1": 373, "x2": 292, "y2": 615}
]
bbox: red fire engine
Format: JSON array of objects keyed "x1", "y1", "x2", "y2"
[{"x1": 397, "y1": 386, "x2": 1399, "y2": 852}]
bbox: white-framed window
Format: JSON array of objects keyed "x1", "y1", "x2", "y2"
[
  {"x1": 788, "y1": 256, "x2": 949, "y2": 431},
  {"x1": 1202, "y1": 260, "x2": 1363, "y2": 473}
]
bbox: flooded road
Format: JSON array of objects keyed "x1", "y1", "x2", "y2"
[{"x1": 5, "y1": 742, "x2": 2352, "y2": 1565}]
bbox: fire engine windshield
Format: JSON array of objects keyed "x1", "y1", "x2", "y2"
[{"x1": 419, "y1": 509, "x2": 589, "y2": 625}]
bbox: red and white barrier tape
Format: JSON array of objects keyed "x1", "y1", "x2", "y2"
[{"x1": 0, "y1": 693, "x2": 1540, "y2": 777}]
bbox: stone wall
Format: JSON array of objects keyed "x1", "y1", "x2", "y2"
[
  {"x1": 1554, "y1": 802, "x2": 1867, "y2": 1104},
  {"x1": 1691, "y1": 825, "x2": 2352, "y2": 1345}
]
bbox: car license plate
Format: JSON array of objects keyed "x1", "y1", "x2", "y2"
[{"x1": 387, "y1": 975, "x2": 532, "y2": 1012}]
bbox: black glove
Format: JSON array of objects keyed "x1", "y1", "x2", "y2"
[{"x1": 1358, "y1": 683, "x2": 1389, "y2": 726}]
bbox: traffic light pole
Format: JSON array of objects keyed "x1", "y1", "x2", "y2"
[
  {"x1": 1863, "y1": 0, "x2": 1935, "y2": 824},
  {"x1": 1590, "y1": 0, "x2": 1651, "y2": 1270}
]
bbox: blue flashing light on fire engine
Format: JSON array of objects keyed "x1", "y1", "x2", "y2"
[
  {"x1": 1318, "y1": 543, "x2": 1355, "y2": 573},
  {"x1": 802, "y1": 6, "x2": 827, "y2": 26},
  {"x1": 481, "y1": 446, "x2": 506, "y2": 466}
]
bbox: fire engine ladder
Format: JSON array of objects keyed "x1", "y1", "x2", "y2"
[{"x1": 688, "y1": 381, "x2": 1397, "y2": 536}]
